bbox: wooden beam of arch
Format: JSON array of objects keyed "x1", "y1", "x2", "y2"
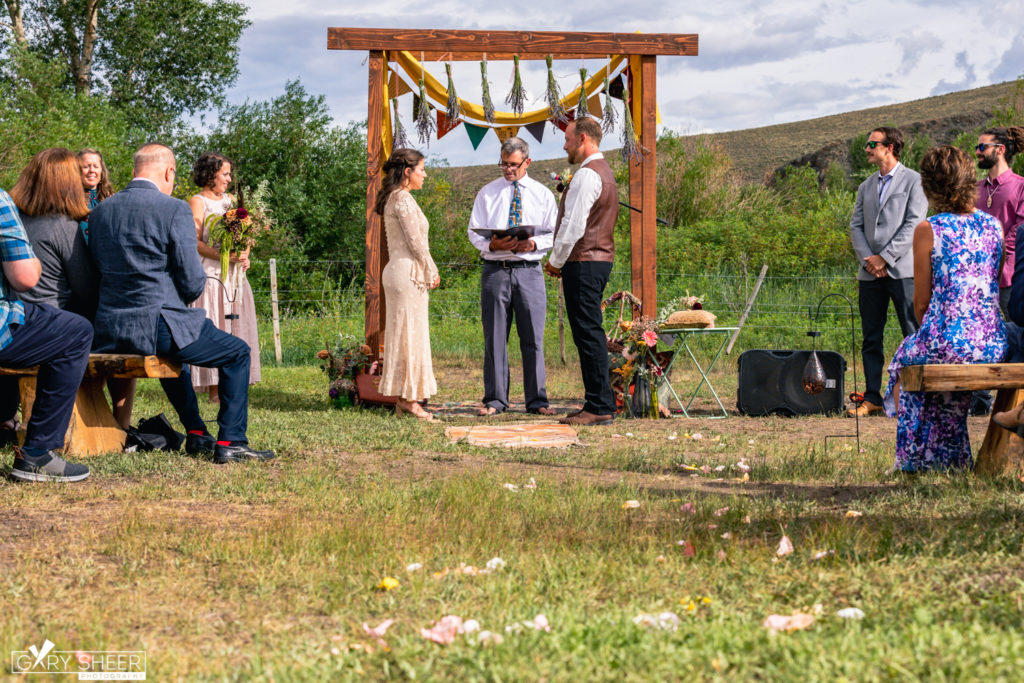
[{"x1": 328, "y1": 28, "x2": 697, "y2": 58}]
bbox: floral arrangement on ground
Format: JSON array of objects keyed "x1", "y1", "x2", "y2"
[{"x1": 317, "y1": 333, "x2": 372, "y2": 406}]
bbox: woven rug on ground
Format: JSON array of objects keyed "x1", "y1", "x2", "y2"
[{"x1": 445, "y1": 423, "x2": 580, "y2": 448}]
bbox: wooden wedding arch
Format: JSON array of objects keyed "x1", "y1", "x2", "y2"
[{"x1": 327, "y1": 29, "x2": 698, "y2": 356}]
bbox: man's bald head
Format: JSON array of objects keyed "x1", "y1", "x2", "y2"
[{"x1": 133, "y1": 143, "x2": 176, "y2": 195}]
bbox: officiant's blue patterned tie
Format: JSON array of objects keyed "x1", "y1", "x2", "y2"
[{"x1": 507, "y1": 181, "x2": 522, "y2": 229}]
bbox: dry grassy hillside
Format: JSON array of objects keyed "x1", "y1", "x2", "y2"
[{"x1": 439, "y1": 80, "x2": 1018, "y2": 186}]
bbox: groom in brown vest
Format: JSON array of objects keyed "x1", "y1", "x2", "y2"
[{"x1": 544, "y1": 117, "x2": 618, "y2": 426}]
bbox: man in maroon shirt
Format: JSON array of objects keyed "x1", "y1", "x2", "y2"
[{"x1": 976, "y1": 126, "x2": 1024, "y2": 316}]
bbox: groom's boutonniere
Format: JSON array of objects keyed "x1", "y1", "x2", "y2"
[{"x1": 555, "y1": 167, "x2": 574, "y2": 193}]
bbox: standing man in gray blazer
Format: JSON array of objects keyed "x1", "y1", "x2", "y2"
[{"x1": 849, "y1": 126, "x2": 928, "y2": 417}]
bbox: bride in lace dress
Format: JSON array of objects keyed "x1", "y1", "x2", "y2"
[{"x1": 373, "y1": 149, "x2": 439, "y2": 420}]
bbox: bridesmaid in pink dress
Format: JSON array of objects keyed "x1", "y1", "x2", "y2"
[{"x1": 188, "y1": 152, "x2": 261, "y2": 403}]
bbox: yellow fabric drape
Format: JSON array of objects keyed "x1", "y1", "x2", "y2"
[
  {"x1": 628, "y1": 55, "x2": 642, "y2": 138},
  {"x1": 382, "y1": 51, "x2": 394, "y2": 159},
  {"x1": 391, "y1": 51, "x2": 627, "y2": 126}
]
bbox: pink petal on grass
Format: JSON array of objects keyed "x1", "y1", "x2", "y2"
[
  {"x1": 363, "y1": 619, "x2": 394, "y2": 638},
  {"x1": 763, "y1": 613, "x2": 815, "y2": 633},
  {"x1": 681, "y1": 541, "x2": 696, "y2": 557},
  {"x1": 776, "y1": 536, "x2": 794, "y2": 557},
  {"x1": 679, "y1": 502, "x2": 697, "y2": 515},
  {"x1": 421, "y1": 615, "x2": 464, "y2": 645},
  {"x1": 713, "y1": 506, "x2": 730, "y2": 517}
]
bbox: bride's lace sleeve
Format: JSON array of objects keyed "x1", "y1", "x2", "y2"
[{"x1": 393, "y1": 190, "x2": 439, "y2": 288}]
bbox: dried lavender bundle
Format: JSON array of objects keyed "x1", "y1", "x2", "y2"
[
  {"x1": 415, "y1": 76, "x2": 436, "y2": 145},
  {"x1": 620, "y1": 81, "x2": 645, "y2": 164},
  {"x1": 601, "y1": 70, "x2": 619, "y2": 135},
  {"x1": 391, "y1": 98, "x2": 410, "y2": 150},
  {"x1": 576, "y1": 67, "x2": 590, "y2": 119},
  {"x1": 504, "y1": 55, "x2": 526, "y2": 117},
  {"x1": 544, "y1": 55, "x2": 568, "y2": 123},
  {"x1": 480, "y1": 59, "x2": 496, "y2": 123},
  {"x1": 444, "y1": 63, "x2": 461, "y2": 122}
]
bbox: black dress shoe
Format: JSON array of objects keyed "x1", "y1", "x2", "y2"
[
  {"x1": 213, "y1": 443, "x2": 275, "y2": 464},
  {"x1": 185, "y1": 433, "x2": 216, "y2": 455}
]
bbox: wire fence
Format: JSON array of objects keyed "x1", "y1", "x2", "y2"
[{"x1": 249, "y1": 260, "x2": 907, "y2": 364}]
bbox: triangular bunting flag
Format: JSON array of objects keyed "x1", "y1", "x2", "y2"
[
  {"x1": 552, "y1": 110, "x2": 576, "y2": 132},
  {"x1": 437, "y1": 110, "x2": 462, "y2": 139},
  {"x1": 587, "y1": 93, "x2": 603, "y2": 121},
  {"x1": 388, "y1": 72, "x2": 411, "y2": 98},
  {"x1": 607, "y1": 74, "x2": 625, "y2": 100},
  {"x1": 524, "y1": 121, "x2": 546, "y2": 144},
  {"x1": 464, "y1": 122, "x2": 490, "y2": 150},
  {"x1": 495, "y1": 125, "x2": 520, "y2": 143}
]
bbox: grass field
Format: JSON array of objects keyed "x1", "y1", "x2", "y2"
[{"x1": 3, "y1": 336, "x2": 1024, "y2": 680}]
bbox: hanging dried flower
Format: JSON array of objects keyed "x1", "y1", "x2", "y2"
[
  {"x1": 505, "y1": 55, "x2": 526, "y2": 117},
  {"x1": 576, "y1": 67, "x2": 589, "y2": 119},
  {"x1": 444, "y1": 63, "x2": 461, "y2": 123},
  {"x1": 601, "y1": 69, "x2": 619, "y2": 135},
  {"x1": 480, "y1": 58, "x2": 496, "y2": 123},
  {"x1": 544, "y1": 55, "x2": 568, "y2": 123},
  {"x1": 415, "y1": 76, "x2": 435, "y2": 145},
  {"x1": 391, "y1": 98, "x2": 410, "y2": 150},
  {"x1": 620, "y1": 80, "x2": 645, "y2": 164}
]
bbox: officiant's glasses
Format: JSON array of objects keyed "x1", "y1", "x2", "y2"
[{"x1": 497, "y1": 161, "x2": 526, "y2": 170}]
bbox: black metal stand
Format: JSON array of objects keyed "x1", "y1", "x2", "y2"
[{"x1": 807, "y1": 293, "x2": 860, "y2": 454}]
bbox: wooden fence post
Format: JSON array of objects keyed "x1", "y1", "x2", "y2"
[{"x1": 270, "y1": 258, "x2": 283, "y2": 364}]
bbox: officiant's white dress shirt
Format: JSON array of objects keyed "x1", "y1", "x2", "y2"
[{"x1": 467, "y1": 174, "x2": 558, "y2": 263}]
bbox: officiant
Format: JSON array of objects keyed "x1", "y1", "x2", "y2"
[{"x1": 468, "y1": 137, "x2": 559, "y2": 416}]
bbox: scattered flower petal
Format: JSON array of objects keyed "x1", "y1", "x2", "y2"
[
  {"x1": 486, "y1": 557, "x2": 506, "y2": 571},
  {"x1": 405, "y1": 563, "x2": 423, "y2": 572},
  {"x1": 735, "y1": 459, "x2": 751, "y2": 473},
  {"x1": 622, "y1": 500, "x2": 641, "y2": 509},
  {"x1": 679, "y1": 502, "x2": 696, "y2": 515},
  {"x1": 812, "y1": 550, "x2": 835, "y2": 561},
  {"x1": 748, "y1": 439, "x2": 755, "y2": 445},
  {"x1": 837, "y1": 607, "x2": 865, "y2": 620},
  {"x1": 714, "y1": 506, "x2": 730, "y2": 517},
  {"x1": 477, "y1": 630, "x2": 504, "y2": 646},
  {"x1": 691, "y1": 433, "x2": 703, "y2": 440},
  {"x1": 626, "y1": 432, "x2": 634, "y2": 437},
  {"x1": 681, "y1": 541, "x2": 696, "y2": 557},
  {"x1": 462, "y1": 619, "x2": 481, "y2": 633},
  {"x1": 706, "y1": 523, "x2": 718, "y2": 530},
  {"x1": 525, "y1": 478, "x2": 537, "y2": 490},
  {"x1": 421, "y1": 615, "x2": 465, "y2": 645},
  {"x1": 75, "y1": 652, "x2": 92, "y2": 666},
  {"x1": 776, "y1": 536, "x2": 794, "y2": 557},
  {"x1": 763, "y1": 613, "x2": 815, "y2": 633},
  {"x1": 377, "y1": 577, "x2": 400, "y2": 591},
  {"x1": 700, "y1": 465, "x2": 713, "y2": 474},
  {"x1": 330, "y1": 647, "x2": 341, "y2": 655},
  {"x1": 503, "y1": 483, "x2": 520, "y2": 492},
  {"x1": 743, "y1": 515, "x2": 752, "y2": 524},
  {"x1": 526, "y1": 614, "x2": 550, "y2": 631},
  {"x1": 668, "y1": 434, "x2": 677, "y2": 441},
  {"x1": 633, "y1": 612, "x2": 680, "y2": 631},
  {"x1": 363, "y1": 619, "x2": 394, "y2": 639},
  {"x1": 845, "y1": 510, "x2": 863, "y2": 518},
  {"x1": 680, "y1": 464, "x2": 700, "y2": 472},
  {"x1": 720, "y1": 532, "x2": 732, "y2": 539},
  {"x1": 716, "y1": 549, "x2": 727, "y2": 561},
  {"x1": 714, "y1": 465, "x2": 726, "y2": 472},
  {"x1": 656, "y1": 554, "x2": 666, "y2": 563}
]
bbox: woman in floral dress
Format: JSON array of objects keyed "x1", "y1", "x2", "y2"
[{"x1": 884, "y1": 146, "x2": 1007, "y2": 472}]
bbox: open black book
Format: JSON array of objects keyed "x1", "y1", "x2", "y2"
[{"x1": 470, "y1": 225, "x2": 537, "y2": 242}]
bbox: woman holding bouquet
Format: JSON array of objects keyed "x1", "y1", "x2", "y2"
[
  {"x1": 373, "y1": 149, "x2": 439, "y2": 420},
  {"x1": 189, "y1": 152, "x2": 261, "y2": 403}
]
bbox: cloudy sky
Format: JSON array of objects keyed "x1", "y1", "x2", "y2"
[{"x1": 231, "y1": 0, "x2": 1024, "y2": 165}]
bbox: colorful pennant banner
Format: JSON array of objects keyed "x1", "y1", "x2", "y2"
[
  {"x1": 437, "y1": 111, "x2": 462, "y2": 139},
  {"x1": 495, "y1": 126, "x2": 520, "y2": 143},
  {"x1": 523, "y1": 121, "x2": 546, "y2": 144},
  {"x1": 464, "y1": 122, "x2": 490, "y2": 150}
]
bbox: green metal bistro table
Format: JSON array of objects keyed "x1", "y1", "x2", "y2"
[{"x1": 656, "y1": 326, "x2": 738, "y2": 419}]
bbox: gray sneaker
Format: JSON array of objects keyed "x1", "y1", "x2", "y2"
[{"x1": 10, "y1": 449, "x2": 90, "y2": 483}]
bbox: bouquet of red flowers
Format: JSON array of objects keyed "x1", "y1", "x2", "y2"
[{"x1": 205, "y1": 180, "x2": 272, "y2": 281}]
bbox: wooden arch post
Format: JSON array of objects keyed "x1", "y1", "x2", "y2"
[{"x1": 328, "y1": 29, "x2": 698, "y2": 356}]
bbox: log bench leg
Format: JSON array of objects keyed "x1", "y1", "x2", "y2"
[
  {"x1": 976, "y1": 388, "x2": 1024, "y2": 476},
  {"x1": 17, "y1": 376, "x2": 125, "y2": 456}
]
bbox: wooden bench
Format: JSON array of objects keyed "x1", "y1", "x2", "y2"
[
  {"x1": 901, "y1": 363, "x2": 1024, "y2": 475},
  {"x1": 0, "y1": 354, "x2": 181, "y2": 456}
]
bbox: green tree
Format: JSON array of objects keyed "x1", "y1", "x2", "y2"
[{"x1": 2, "y1": 0, "x2": 249, "y2": 129}]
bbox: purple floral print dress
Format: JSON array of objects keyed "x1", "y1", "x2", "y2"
[{"x1": 884, "y1": 210, "x2": 1007, "y2": 471}]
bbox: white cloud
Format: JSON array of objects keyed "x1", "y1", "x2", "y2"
[{"x1": 227, "y1": 0, "x2": 1023, "y2": 164}]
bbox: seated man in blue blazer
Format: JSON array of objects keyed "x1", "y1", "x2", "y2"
[{"x1": 88, "y1": 143, "x2": 273, "y2": 464}]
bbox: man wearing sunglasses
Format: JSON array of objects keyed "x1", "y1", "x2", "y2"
[
  {"x1": 849, "y1": 127, "x2": 928, "y2": 417},
  {"x1": 467, "y1": 137, "x2": 559, "y2": 416}
]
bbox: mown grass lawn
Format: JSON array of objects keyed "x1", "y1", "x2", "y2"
[{"x1": 2, "y1": 356, "x2": 1024, "y2": 681}]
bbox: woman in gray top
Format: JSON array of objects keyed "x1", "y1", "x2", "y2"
[
  {"x1": 9, "y1": 148, "x2": 97, "y2": 317},
  {"x1": 10, "y1": 148, "x2": 135, "y2": 431}
]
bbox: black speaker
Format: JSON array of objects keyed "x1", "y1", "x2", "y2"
[{"x1": 737, "y1": 350, "x2": 846, "y2": 416}]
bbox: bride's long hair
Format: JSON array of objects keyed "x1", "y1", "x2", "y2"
[{"x1": 374, "y1": 148, "x2": 425, "y2": 215}]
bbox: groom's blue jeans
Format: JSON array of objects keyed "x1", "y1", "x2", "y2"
[{"x1": 156, "y1": 318, "x2": 250, "y2": 443}]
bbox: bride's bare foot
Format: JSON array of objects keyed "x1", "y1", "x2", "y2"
[{"x1": 397, "y1": 399, "x2": 435, "y2": 422}]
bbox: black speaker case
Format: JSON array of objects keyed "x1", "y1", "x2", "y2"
[{"x1": 736, "y1": 349, "x2": 847, "y2": 417}]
